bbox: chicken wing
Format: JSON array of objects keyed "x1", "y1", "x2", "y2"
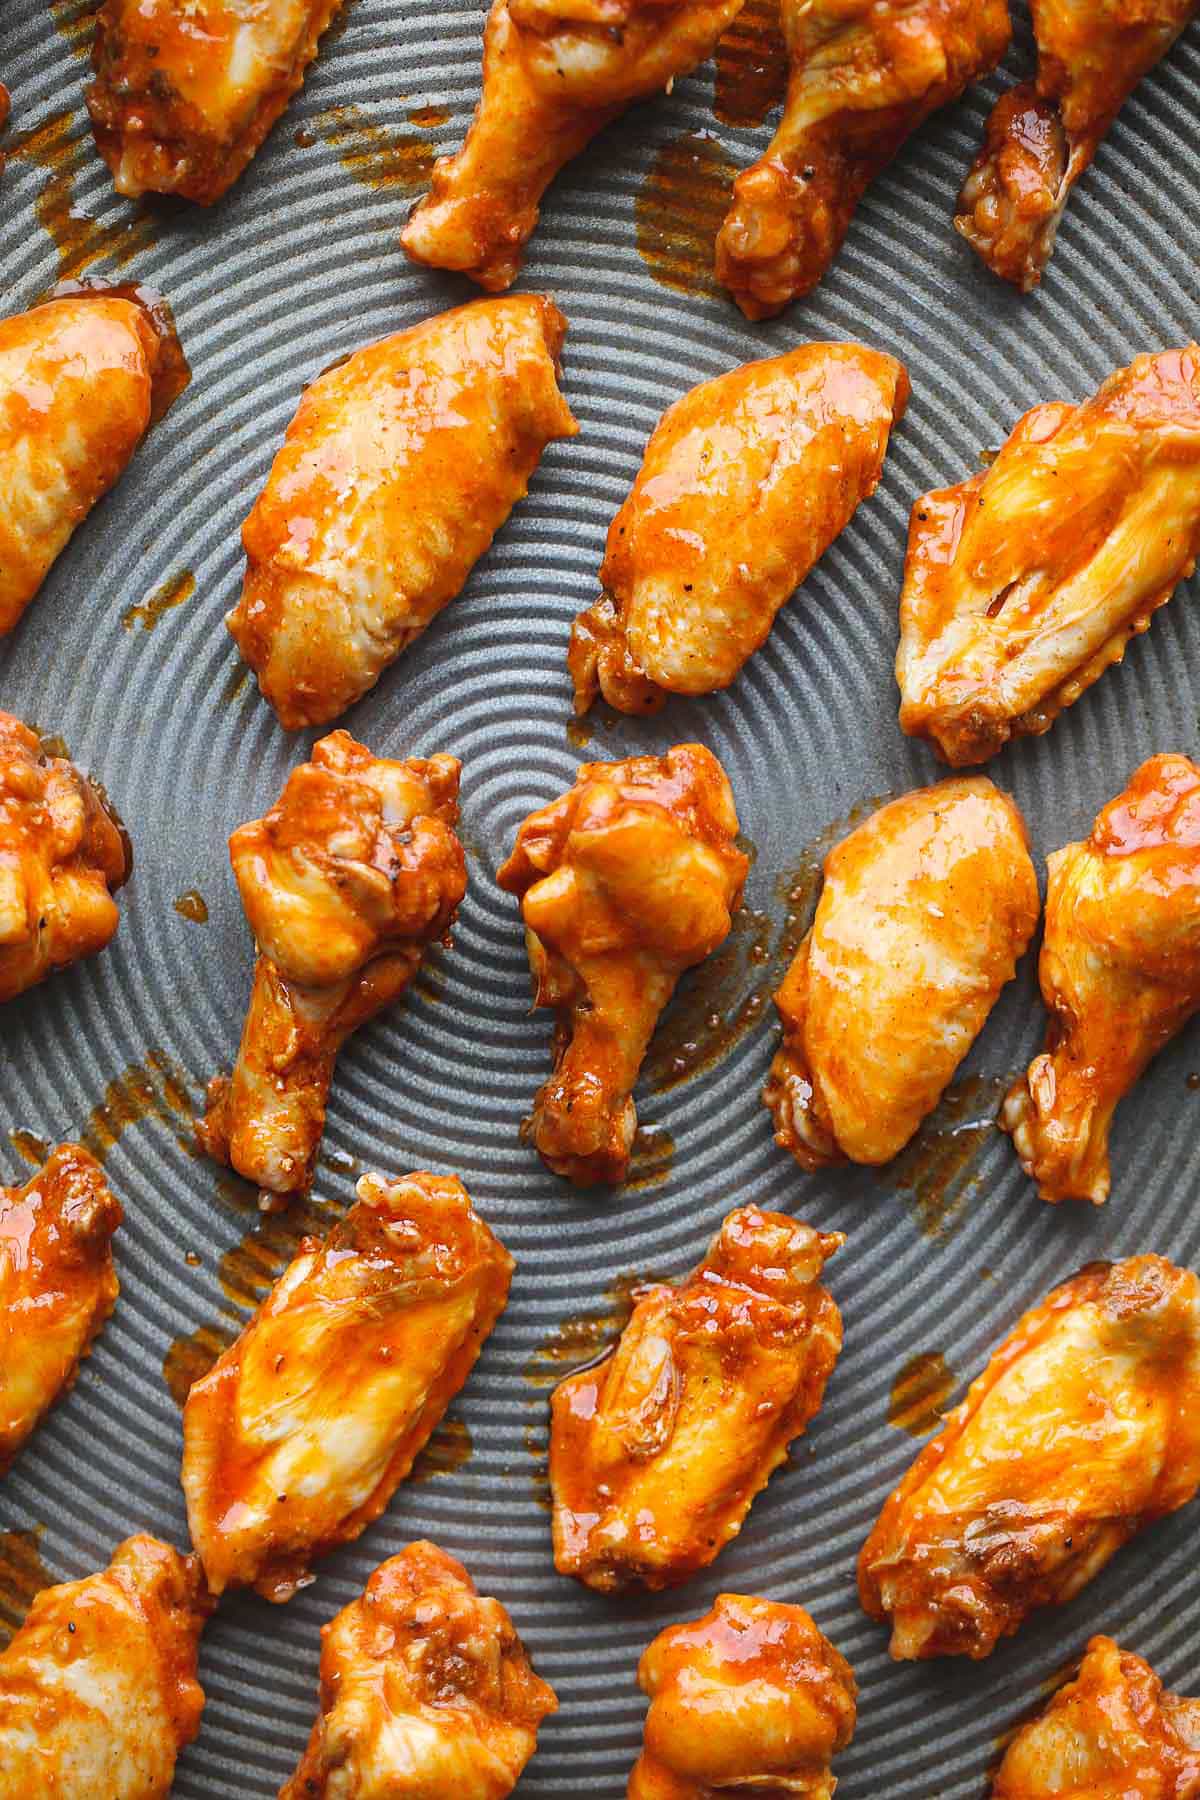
[
  {"x1": 0, "y1": 1534, "x2": 207, "y2": 1800},
  {"x1": 714, "y1": 0, "x2": 1010, "y2": 318},
  {"x1": 496, "y1": 745, "x2": 747, "y2": 1186},
  {"x1": 88, "y1": 0, "x2": 344, "y2": 202},
  {"x1": 0, "y1": 713, "x2": 131, "y2": 1004},
  {"x1": 401, "y1": 0, "x2": 748, "y2": 293},
  {"x1": 859, "y1": 1254, "x2": 1200, "y2": 1662},
  {"x1": 765, "y1": 778, "x2": 1038, "y2": 1170},
  {"x1": 0, "y1": 289, "x2": 183, "y2": 637},
  {"x1": 227, "y1": 296, "x2": 577, "y2": 730},
  {"x1": 956, "y1": 0, "x2": 1200, "y2": 292},
  {"x1": 895, "y1": 345, "x2": 1200, "y2": 767},
  {"x1": 568, "y1": 344, "x2": 908, "y2": 714},
  {"x1": 992, "y1": 1635, "x2": 1200, "y2": 1798},
  {"x1": 629, "y1": 1593, "x2": 856, "y2": 1799},
  {"x1": 281, "y1": 1540, "x2": 557, "y2": 1799},
  {"x1": 182, "y1": 1170, "x2": 513, "y2": 1602},
  {"x1": 1002, "y1": 755, "x2": 1200, "y2": 1206},
  {"x1": 0, "y1": 1144, "x2": 121, "y2": 1473},
  {"x1": 197, "y1": 730, "x2": 466, "y2": 1204},
  {"x1": 551, "y1": 1207, "x2": 842, "y2": 1592}
]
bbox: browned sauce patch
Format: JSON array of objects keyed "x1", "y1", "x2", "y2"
[
  {"x1": 566, "y1": 715, "x2": 594, "y2": 751},
  {"x1": 10, "y1": 110, "x2": 157, "y2": 281},
  {"x1": 714, "y1": 0, "x2": 788, "y2": 127},
  {"x1": 314, "y1": 104, "x2": 434, "y2": 192},
  {"x1": 408, "y1": 104, "x2": 449, "y2": 129},
  {"x1": 7, "y1": 1129, "x2": 49, "y2": 1167},
  {"x1": 410, "y1": 965, "x2": 443, "y2": 1006},
  {"x1": 626, "y1": 1125, "x2": 676, "y2": 1192},
  {"x1": 410, "y1": 1415, "x2": 473, "y2": 1483},
  {"x1": 48, "y1": 0, "x2": 100, "y2": 59},
  {"x1": 322, "y1": 1147, "x2": 358, "y2": 1177},
  {"x1": 890, "y1": 1074, "x2": 1012, "y2": 1241},
  {"x1": 888, "y1": 1350, "x2": 955, "y2": 1436},
  {"x1": 81, "y1": 1050, "x2": 195, "y2": 1163},
  {"x1": 635, "y1": 132, "x2": 738, "y2": 300},
  {"x1": 162, "y1": 1322, "x2": 235, "y2": 1409},
  {"x1": 122, "y1": 570, "x2": 195, "y2": 632},
  {"x1": 223, "y1": 663, "x2": 251, "y2": 704},
  {"x1": 524, "y1": 1271, "x2": 665, "y2": 1389},
  {"x1": 173, "y1": 889, "x2": 209, "y2": 924},
  {"x1": 1188, "y1": 1072, "x2": 1200, "y2": 1091},
  {"x1": 0, "y1": 1529, "x2": 47, "y2": 1645}
]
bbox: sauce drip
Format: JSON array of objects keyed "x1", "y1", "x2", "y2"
[
  {"x1": 314, "y1": 105, "x2": 434, "y2": 192},
  {"x1": 408, "y1": 104, "x2": 449, "y2": 129},
  {"x1": 888, "y1": 1351, "x2": 955, "y2": 1436},
  {"x1": 626, "y1": 1125, "x2": 675, "y2": 1192},
  {"x1": 173, "y1": 889, "x2": 209, "y2": 924},
  {"x1": 223, "y1": 663, "x2": 251, "y2": 704},
  {"x1": 9, "y1": 111, "x2": 157, "y2": 282},
  {"x1": 123, "y1": 570, "x2": 195, "y2": 632},
  {"x1": 566, "y1": 716, "x2": 594, "y2": 751},
  {"x1": 714, "y1": 0, "x2": 788, "y2": 127},
  {"x1": 635, "y1": 132, "x2": 738, "y2": 299},
  {"x1": 162, "y1": 1323, "x2": 234, "y2": 1409},
  {"x1": 48, "y1": 0, "x2": 99, "y2": 59},
  {"x1": 1188, "y1": 1073, "x2": 1200, "y2": 1091},
  {"x1": 890, "y1": 1074, "x2": 1012, "y2": 1240},
  {"x1": 0, "y1": 83, "x2": 9, "y2": 179},
  {"x1": 81, "y1": 1051, "x2": 195, "y2": 1163},
  {"x1": 524, "y1": 1272, "x2": 665, "y2": 1390},
  {"x1": 0, "y1": 1529, "x2": 47, "y2": 1644},
  {"x1": 410, "y1": 1416, "x2": 473, "y2": 1483},
  {"x1": 7, "y1": 1129, "x2": 49, "y2": 1167}
]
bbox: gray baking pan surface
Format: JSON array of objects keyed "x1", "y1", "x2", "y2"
[{"x1": 2, "y1": 1, "x2": 1199, "y2": 1794}]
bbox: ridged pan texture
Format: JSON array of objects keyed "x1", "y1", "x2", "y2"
[{"x1": 1, "y1": 3, "x2": 1199, "y2": 1796}]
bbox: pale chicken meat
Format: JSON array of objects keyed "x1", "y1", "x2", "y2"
[
  {"x1": 0, "y1": 713, "x2": 131, "y2": 1004},
  {"x1": 896, "y1": 345, "x2": 1200, "y2": 768},
  {"x1": 859, "y1": 1254, "x2": 1200, "y2": 1661},
  {"x1": 714, "y1": 0, "x2": 1011, "y2": 318},
  {"x1": 1003, "y1": 755, "x2": 1200, "y2": 1206},
  {"x1": 993, "y1": 1635, "x2": 1200, "y2": 1798},
  {"x1": 497, "y1": 745, "x2": 747, "y2": 1186},
  {"x1": 197, "y1": 730, "x2": 466, "y2": 1203},
  {"x1": 182, "y1": 1170, "x2": 513, "y2": 1602},
  {"x1": 0, "y1": 289, "x2": 184, "y2": 637},
  {"x1": 629, "y1": 1593, "x2": 857, "y2": 1800},
  {"x1": 0, "y1": 1144, "x2": 121, "y2": 1473},
  {"x1": 280, "y1": 1541, "x2": 557, "y2": 1799},
  {"x1": 228, "y1": 296, "x2": 577, "y2": 730},
  {"x1": 88, "y1": 0, "x2": 345, "y2": 203},
  {"x1": 568, "y1": 344, "x2": 909, "y2": 714},
  {"x1": 765, "y1": 778, "x2": 1038, "y2": 1170},
  {"x1": 956, "y1": 0, "x2": 1200, "y2": 291},
  {"x1": 0, "y1": 1534, "x2": 208, "y2": 1800},
  {"x1": 401, "y1": 0, "x2": 748, "y2": 292},
  {"x1": 551, "y1": 1206, "x2": 843, "y2": 1592}
]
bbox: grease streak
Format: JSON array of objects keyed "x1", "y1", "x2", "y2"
[
  {"x1": 890, "y1": 1075, "x2": 1012, "y2": 1241},
  {"x1": 7, "y1": 1129, "x2": 49, "y2": 1167},
  {"x1": 314, "y1": 105, "x2": 434, "y2": 192},
  {"x1": 410, "y1": 1416, "x2": 473, "y2": 1483},
  {"x1": 635, "y1": 133, "x2": 738, "y2": 299},
  {"x1": 10, "y1": 110, "x2": 156, "y2": 281},
  {"x1": 714, "y1": 0, "x2": 788, "y2": 127},
  {"x1": 122, "y1": 570, "x2": 195, "y2": 632},
  {"x1": 888, "y1": 1351, "x2": 955, "y2": 1436},
  {"x1": 0, "y1": 1529, "x2": 46, "y2": 1645},
  {"x1": 81, "y1": 1051, "x2": 195, "y2": 1163}
]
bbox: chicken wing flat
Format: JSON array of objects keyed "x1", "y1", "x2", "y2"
[
  {"x1": 859, "y1": 1254, "x2": 1200, "y2": 1662},
  {"x1": 0, "y1": 1144, "x2": 121, "y2": 1473},
  {"x1": 0, "y1": 290, "x2": 181, "y2": 637},
  {"x1": 956, "y1": 0, "x2": 1200, "y2": 292},
  {"x1": 714, "y1": 0, "x2": 1010, "y2": 318},
  {"x1": 197, "y1": 730, "x2": 466, "y2": 1203},
  {"x1": 765, "y1": 778, "x2": 1038, "y2": 1170},
  {"x1": 568, "y1": 343, "x2": 908, "y2": 714},
  {"x1": 896, "y1": 345, "x2": 1200, "y2": 767},
  {"x1": 629, "y1": 1593, "x2": 857, "y2": 1799},
  {"x1": 182, "y1": 1171, "x2": 513, "y2": 1602},
  {"x1": 88, "y1": 0, "x2": 344, "y2": 202},
  {"x1": 281, "y1": 1540, "x2": 557, "y2": 1799},
  {"x1": 497, "y1": 745, "x2": 747, "y2": 1186},
  {"x1": 551, "y1": 1207, "x2": 842, "y2": 1592},
  {"x1": 0, "y1": 713, "x2": 131, "y2": 1004},
  {"x1": 993, "y1": 1635, "x2": 1200, "y2": 1798},
  {"x1": 0, "y1": 1534, "x2": 208, "y2": 1800},
  {"x1": 227, "y1": 296, "x2": 577, "y2": 730},
  {"x1": 401, "y1": 0, "x2": 748, "y2": 293},
  {"x1": 1003, "y1": 755, "x2": 1200, "y2": 1206}
]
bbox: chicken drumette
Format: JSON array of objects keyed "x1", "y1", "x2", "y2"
[
  {"x1": 0, "y1": 1145, "x2": 121, "y2": 1473},
  {"x1": 401, "y1": 0, "x2": 748, "y2": 292},
  {"x1": 1003, "y1": 754, "x2": 1200, "y2": 1206},
  {"x1": 714, "y1": 0, "x2": 1010, "y2": 318},
  {"x1": 0, "y1": 289, "x2": 183, "y2": 638},
  {"x1": 993, "y1": 1635, "x2": 1200, "y2": 1798},
  {"x1": 551, "y1": 1207, "x2": 843, "y2": 1592},
  {"x1": 183, "y1": 1171, "x2": 513, "y2": 1602},
  {"x1": 569, "y1": 343, "x2": 908, "y2": 714},
  {"x1": 198, "y1": 731, "x2": 466, "y2": 1204},
  {"x1": 0, "y1": 713, "x2": 131, "y2": 1004},
  {"x1": 0, "y1": 1535, "x2": 208, "y2": 1800},
  {"x1": 859, "y1": 1254, "x2": 1200, "y2": 1661},
  {"x1": 497, "y1": 745, "x2": 747, "y2": 1186},
  {"x1": 281, "y1": 1541, "x2": 557, "y2": 1799},
  {"x1": 228, "y1": 297, "x2": 577, "y2": 729},
  {"x1": 88, "y1": 0, "x2": 345, "y2": 203},
  {"x1": 766, "y1": 778, "x2": 1038, "y2": 1169},
  {"x1": 629, "y1": 1594, "x2": 857, "y2": 1799},
  {"x1": 896, "y1": 345, "x2": 1200, "y2": 767},
  {"x1": 956, "y1": 0, "x2": 1200, "y2": 292}
]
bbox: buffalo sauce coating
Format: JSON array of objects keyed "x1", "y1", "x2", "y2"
[
  {"x1": 629, "y1": 1592, "x2": 856, "y2": 1798},
  {"x1": 568, "y1": 343, "x2": 909, "y2": 713},
  {"x1": 0, "y1": 714, "x2": 131, "y2": 1003},
  {"x1": 550, "y1": 1207, "x2": 843, "y2": 1591},
  {"x1": 858, "y1": 1255, "x2": 1200, "y2": 1661},
  {"x1": 181, "y1": 1171, "x2": 513, "y2": 1602}
]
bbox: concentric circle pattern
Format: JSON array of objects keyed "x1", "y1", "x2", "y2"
[{"x1": 2, "y1": 2, "x2": 1200, "y2": 1794}]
